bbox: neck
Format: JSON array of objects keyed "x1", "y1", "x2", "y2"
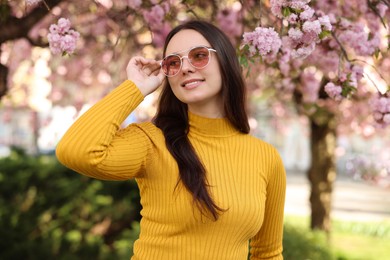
[
  {"x1": 188, "y1": 112, "x2": 239, "y2": 137},
  {"x1": 187, "y1": 99, "x2": 224, "y2": 118}
]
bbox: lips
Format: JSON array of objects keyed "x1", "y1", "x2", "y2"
[{"x1": 181, "y1": 79, "x2": 205, "y2": 87}]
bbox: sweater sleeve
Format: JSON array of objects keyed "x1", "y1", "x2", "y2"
[
  {"x1": 56, "y1": 80, "x2": 151, "y2": 180},
  {"x1": 250, "y1": 148, "x2": 286, "y2": 259}
]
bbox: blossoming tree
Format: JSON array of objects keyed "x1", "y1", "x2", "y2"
[
  {"x1": 0, "y1": 0, "x2": 389, "y2": 232},
  {"x1": 239, "y1": 0, "x2": 389, "y2": 232}
]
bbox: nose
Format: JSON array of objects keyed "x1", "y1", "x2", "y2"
[{"x1": 181, "y1": 56, "x2": 194, "y2": 74}]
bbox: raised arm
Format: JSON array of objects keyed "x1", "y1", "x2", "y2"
[{"x1": 55, "y1": 57, "x2": 165, "y2": 180}]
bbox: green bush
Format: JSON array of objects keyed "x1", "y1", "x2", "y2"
[
  {"x1": 1, "y1": 147, "x2": 338, "y2": 259},
  {"x1": 283, "y1": 224, "x2": 334, "y2": 260},
  {"x1": 0, "y1": 148, "x2": 141, "y2": 259}
]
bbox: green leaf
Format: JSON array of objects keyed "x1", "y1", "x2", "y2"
[
  {"x1": 319, "y1": 30, "x2": 331, "y2": 40},
  {"x1": 282, "y1": 7, "x2": 291, "y2": 17},
  {"x1": 239, "y1": 55, "x2": 248, "y2": 68},
  {"x1": 374, "y1": 49, "x2": 380, "y2": 59},
  {"x1": 291, "y1": 8, "x2": 303, "y2": 14},
  {"x1": 341, "y1": 85, "x2": 356, "y2": 97}
]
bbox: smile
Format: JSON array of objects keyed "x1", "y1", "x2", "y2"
[{"x1": 181, "y1": 79, "x2": 205, "y2": 88}]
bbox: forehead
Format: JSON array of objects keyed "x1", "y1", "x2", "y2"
[{"x1": 166, "y1": 29, "x2": 211, "y2": 55}]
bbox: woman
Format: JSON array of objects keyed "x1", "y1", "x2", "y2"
[{"x1": 56, "y1": 20, "x2": 286, "y2": 259}]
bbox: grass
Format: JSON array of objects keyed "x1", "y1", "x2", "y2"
[
  {"x1": 284, "y1": 215, "x2": 390, "y2": 260},
  {"x1": 333, "y1": 233, "x2": 390, "y2": 260}
]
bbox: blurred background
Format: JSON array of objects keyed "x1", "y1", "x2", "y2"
[{"x1": 1, "y1": 0, "x2": 389, "y2": 259}]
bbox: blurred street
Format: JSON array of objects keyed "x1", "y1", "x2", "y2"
[{"x1": 285, "y1": 171, "x2": 390, "y2": 222}]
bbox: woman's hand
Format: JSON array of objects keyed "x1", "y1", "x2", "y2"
[{"x1": 126, "y1": 57, "x2": 165, "y2": 96}]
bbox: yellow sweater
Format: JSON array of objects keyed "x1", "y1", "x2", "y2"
[{"x1": 56, "y1": 80, "x2": 286, "y2": 260}]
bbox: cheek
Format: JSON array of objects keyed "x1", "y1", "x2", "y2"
[
  {"x1": 168, "y1": 78, "x2": 180, "y2": 88},
  {"x1": 167, "y1": 79, "x2": 179, "y2": 91},
  {"x1": 209, "y1": 67, "x2": 223, "y2": 89}
]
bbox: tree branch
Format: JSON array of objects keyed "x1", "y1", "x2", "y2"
[
  {"x1": 0, "y1": 0, "x2": 65, "y2": 44},
  {"x1": 26, "y1": 35, "x2": 49, "y2": 47},
  {"x1": 0, "y1": 63, "x2": 8, "y2": 98},
  {"x1": 367, "y1": 0, "x2": 388, "y2": 28}
]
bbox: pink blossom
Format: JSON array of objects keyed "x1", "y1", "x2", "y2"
[
  {"x1": 324, "y1": 82, "x2": 343, "y2": 101},
  {"x1": 302, "y1": 20, "x2": 322, "y2": 35},
  {"x1": 373, "y1": 112, "x2": 383, "y2": 121},
  {"x1": 383, "y1": 114, "x2": 390, "y2": 124},
  {"x1": 57, "y1": 18, "x2": 72, "y2": 34},
  {"x1": 287, "y1": 13, "x2": 298, "y2": 24},
  {"x1": 339, "y1": 18, "x2": 352, "y2": 30},
  {"x1": 49, "y1": 24, "x2": 59, "y2": 34},
  {"x1": 336, "y1": 21, "x2": 381, "y2": 56},
  {"x1": 47, "y1": 33, "x2": 62, "y2": 54},
  {"x1": 26, "y1": 0, "x2": 42, "y2": 6},
  {"x1": 127, "y1": 0, "x2": 142, "y2": 9},
  {"x1": 160, "y1": 2, "x2": 170, "y2": 13},
  {"x1": 288, "y1": 28, "x2": 303, "y2": 41},
  {"x1": 270, "y1": 0, "x2": 284, "y2": 18},
  {"x1": 289, "y1": 0, "x2": 310, "y2": 10},
  {"x1": 352, "y1": 65, "x2": 364, "y2": 81},
  {"x1": 308, "y1": 48, "x2": 339, "y2": 73},
  {"x1": 299, "y1": 7, "x2": 315, "y2": 20},
  {"x1": 301, "y1": 71, "x2": 320, "y2": 103},
  {"x1": 318, "y1": 15, "x2": 332, "y2": 31},
  {"x1": 60, "y1": 34, "x2": 78, "y2": 54},
  {"x1": 377, "y1": 3, "x2": 388, "y2": 17},
  {"x1": 270, "y1": 0, "x2": 311, "y2": 18},
  {"x1": 142, "y1": 4, "x2": 171, "y2": 48},
  {"x1": 151, "y1": 22, "x2": 171, "y2": 48},
  {"x1": 291, "y1": 42, "x2": 315, "y2": 59},
  {"x1": 47, "y1": 17, "x2": 80, "y2": 55},
  {"x1": 370, "y1": 95, "x2": 390, "y2": 126},
  {"x1": 339, "y1": 73, "x2": 348, "y2": 82},
  {"x1": 279, "y1": 60, "x2": 291, "y2": 76},
  {"x1": 327, "y1": 13, "x2": 337, "y2": 24},
  {"x1": 282, "y1": 78, "x2": 295, "y2": 92},
  {"x1": 143, "y1": 5, "x2": 165, "y2": 30},
  {"x1": 217, "y1": 8, "x2": 242, "y2": 40},
  {"x1": 300, "y1": 31, "x2": 319, "y2": 44},
  {"x1": 377, "y1": 97, "x2": 390, "y2": 113},
  {"x1": 242, "y1": 27, "x2": 282, "y2": 58}
]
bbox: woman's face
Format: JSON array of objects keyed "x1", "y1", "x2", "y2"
[{"x1": 165, "y1": 29, "x2": 224, "y2": 117}]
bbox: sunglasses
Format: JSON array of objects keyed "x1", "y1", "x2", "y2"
[{"x1": 160, "y1": 45, "x2": 217, "y2": 77}]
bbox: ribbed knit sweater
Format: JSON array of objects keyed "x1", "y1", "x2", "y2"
[{"x1": 56, "y1": 80, "x2": 286, "y2": 260}]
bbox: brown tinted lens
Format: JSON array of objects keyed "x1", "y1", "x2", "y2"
[
  {"x1": 188, "y1": 47, "x2": 210, "y2": 68},
  {"x1": 162, "y1": 55, "x2": 181, "y2": 76}
]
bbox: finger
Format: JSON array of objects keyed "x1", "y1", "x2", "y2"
[
  {"x1": 144, "y1": 62, "x2": 161, "y2": 75},
  {"x1": 149, "y1": 63, "x2": 162, "y2": 74},
  {"x1": 130, "y1": 57, "x2": 154, "y2": 68},
  {"x1": 150, "y1": 68, "x2": 160, "y2": 76},
  {"x1": 156, "y1": 70, "x2": 166, "y2": 83}
]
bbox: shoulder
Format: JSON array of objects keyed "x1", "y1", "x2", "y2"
[
  {"x1": 245, "y1": 134, "x2": 279, "y2": 154},
  {"x1": 245, "y1": 134, "x2": 284, "y2": 170},
  {"x1": 119, "y1": 121, "x2": 164, "y2": 142},
  {"x1": 254, "y1": 137, "x2": 285, "y2": 181},
  {"x1": 121, "y1": 121, "x2": 161, "y2": 135},
  {"x1": 133, "y1": 121, "x2": 160, "y2": 133}
]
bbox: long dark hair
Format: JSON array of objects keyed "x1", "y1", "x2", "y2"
[{"x1": 153, "y1": 20, "x2": 250, "y2": 220}]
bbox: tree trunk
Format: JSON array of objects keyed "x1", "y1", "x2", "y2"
[
  {"x1": 307, "y1": 115, "x2": 337, "y2": 233},
  {"x1": 30, "y1": 110, "x2": 39, "y2": 155},
  {"x1": 0, "y1": 63, "x2": 8, "y2": 99}
]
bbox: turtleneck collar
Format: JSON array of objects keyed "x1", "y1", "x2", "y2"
[{"x1": 188, "y1": 112, "x2": 240, "y2": 137}]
